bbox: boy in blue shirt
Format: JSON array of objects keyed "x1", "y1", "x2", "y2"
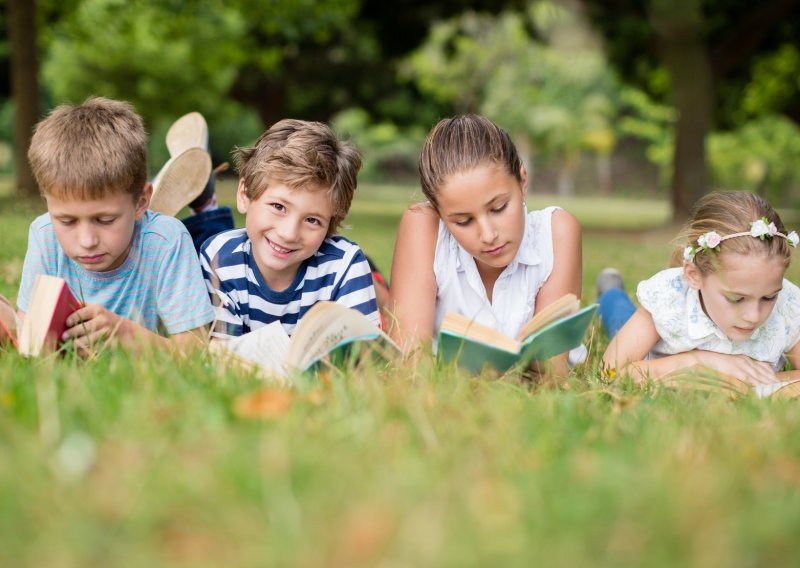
[
  {"x1": 196, "y1": 119, "x2": 380, "y2": 338},
  {"x1": 16, "y1": 97, "x2": 214, "y2": 353}
]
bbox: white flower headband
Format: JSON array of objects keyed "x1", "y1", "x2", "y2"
[{"x1": 683, "y1": 217, "x2": 799, "y2": 262}]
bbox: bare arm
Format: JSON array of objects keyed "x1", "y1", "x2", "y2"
[
  {"x1": 604, "y1": 306, "x2": 777, "y2": 386},
  {"x1": 62, "y1": 303, "x2": 207, "y2": 355},
  {"x1": 534, "y1": 209, "x2": 582, "y2": 375},
  {"x1": 388, "y1": 204, "x2": 439, "y2": 352},
  {"x1": 535, "y1": 209, "x2": 582, "y2": 310}
]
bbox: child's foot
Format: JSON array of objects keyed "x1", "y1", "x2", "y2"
[
  {"x1": 150, "y1": 147, "x2": 212, "y2": 217},
  {"x1": 596, "y1": 267, "x2": 625, "y2": 298},
  {"x1": 166, "y1": 111, "x2": 208, "y2": 158}
]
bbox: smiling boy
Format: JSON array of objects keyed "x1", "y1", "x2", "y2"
[
  {"x1": 17, "y1": 97, "x2": 214, "y2": 352},
  {"x1": 199, "y1": 119, "x2": 380, "y2": 338}
]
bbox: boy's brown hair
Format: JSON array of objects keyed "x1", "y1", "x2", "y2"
[
  {"x1": 28, "y1": 96, "x2": 148, "y2": 202},
  {"x1": 234, "y1": 119, "x2": 362, "y2": 236}
]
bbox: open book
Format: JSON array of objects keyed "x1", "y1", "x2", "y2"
[
  {"x1": 210, "y1": 301, "x2": 400, "y2": 382},
  {"x1": 438, "y1": 293, "x2": 598, "y2": 373},
  {"x1": 18, "y1": 275, "x2": 82, "y2": 356},
  {"x1": 660, "y1": 370, "x2": 800, "y2": 400}
]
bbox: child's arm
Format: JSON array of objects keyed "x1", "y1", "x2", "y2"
[
  {"x1": 389, "y1": 204, "x2": 439, "y2": 351},
  {"x1": 532, "y1": 209, "x2": 582, "y2": 376},
  {"x1": 61, "y1": 303, "x2": 207, "y2": 353},
  {"x1": 604, "y1": 306, "x2": 778, "y2": 385}
]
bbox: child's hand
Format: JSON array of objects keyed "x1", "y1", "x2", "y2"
[
  {"x1": 693, "y1": 351, "x2": 778, "y2": 386},
  {"x1": 63, "y1": 303, "x2": 131, "y2": 353}
]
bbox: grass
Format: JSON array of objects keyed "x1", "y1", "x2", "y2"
[{"x1": 2, "y1": 183, "x2": 800, "y2": 567}]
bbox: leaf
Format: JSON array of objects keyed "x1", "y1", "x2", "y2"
[{"x1": 233, "y1": 388, "x2": 293, "y2": 420}]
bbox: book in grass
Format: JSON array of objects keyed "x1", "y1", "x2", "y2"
[
  {"x1": 18, "y1": 275, "x2": 82, "y2": 357},
  {"x1": 660, "y1": 369, "x2": 800, "y2": 400},
  {"x1": 438, "y1": 293, "x2": 598, "y2": 373},
  {"x1": 209, "y1": 301, "x2": 400, "y2": 382}
]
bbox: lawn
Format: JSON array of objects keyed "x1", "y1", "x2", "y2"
[{"x1": 1, "y1": 183, "x2": 800, "y2": 567}]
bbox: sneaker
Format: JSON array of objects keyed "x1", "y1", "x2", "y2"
[
  {"x1": 150, "y1": 147, "x2": 212, "y2": 216},
  {"x1": 166, "y1": 111, "x2": 208, "y2": 157},
  {"x1": 596, "y1": 267, "x2": 625, "y2": 298}
]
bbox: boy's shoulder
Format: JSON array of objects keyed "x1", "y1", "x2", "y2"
[
  {"x1": 139, "y1": 210, "x2": 192, "y2": 243},
  {"x1": 314, "y1": 234, "x2": 363, "y2": 261},
  {"x1": 200, "y1": 227, "x2": 249, "y2": 261}
]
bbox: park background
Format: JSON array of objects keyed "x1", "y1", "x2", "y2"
[{"x1": 2, "y1": 1, "x2": 800, "y2": 566}]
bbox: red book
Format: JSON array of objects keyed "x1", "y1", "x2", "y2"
[{"x1": 18, "y1": 275, "x2": 82, "y2": 356}]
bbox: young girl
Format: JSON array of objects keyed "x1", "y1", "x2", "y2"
[
  {"x1": 389, "y1": 114, "x2": 582, "y2": 373},
  {"x1": 602, "y1": 191, "x2": 800, "y2": 386}
]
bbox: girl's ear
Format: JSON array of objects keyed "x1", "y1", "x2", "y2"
[
  {"x1": 236, "y1": 179, "x2": 250, "y2": 214},
  {"x1": 519, "y1": 165, "x2": 529, "y2": 195},
  {"x1": 683, "y1": 261, "x2": 704, "y2": 290}
]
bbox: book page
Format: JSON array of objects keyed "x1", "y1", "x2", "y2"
[
  {"x1": 217, "y1": 321, "x2": 291, "y2": 377},
  {"x1": 440, "y1": 312, "x2": 521, "y2": 353},
  {"x1": 516, "y1": 294, "x2": 580, "y2": 342},
  {"x1": 295, "y1": 309, "x2": 388, "y2": 370},
  {"x1": 754, "y1": 379, "x2": 800, "y2": 399}
]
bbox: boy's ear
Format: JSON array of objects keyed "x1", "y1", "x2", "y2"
[
  {"x1": 136, "y1": 183, "x2": 153, "y2": 219},
  {"x1": 683, "y1": 261, "x2": 703, "y2": 290},
  {"x1": 236, "y1": 179, "x2": 250, "y2": 215}
]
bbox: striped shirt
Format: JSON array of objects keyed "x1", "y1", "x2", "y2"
[
  {"x1": 17, "y1": 210, "x2": 214, "y2": 335},
  {"x1": 199, "y1": 228, "x2": 379, "y2": 338}
]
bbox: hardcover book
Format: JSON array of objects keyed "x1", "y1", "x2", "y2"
[
  {"x1": 18, "y1": 275, "x2": 82, "y2": 357},
  {"x1": 438, "y1": 293, "x2": 598, "y2": 373}
]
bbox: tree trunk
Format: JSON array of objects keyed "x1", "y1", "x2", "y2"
[
  {"x1": 650, "y1": 0, "x2": 713, "y2": 221},
  {"x1": 8, "y1": 0, "x2": 40, "y2": 198}
]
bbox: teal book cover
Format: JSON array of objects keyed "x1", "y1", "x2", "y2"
[{"x1": 438, "y1": 304, "x2": 598, "y2": 374}]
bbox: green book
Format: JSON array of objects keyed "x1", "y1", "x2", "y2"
[{"x1": 438, "y1": 299, "x2": 598, "y2": 374}]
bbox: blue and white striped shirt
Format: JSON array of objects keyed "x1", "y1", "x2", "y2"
[
  {"x1": 199, "y1": 228, "x2": 379, "y2": 338},
  {"x1": 17, "y1": 210, "x2": 214, "y2": 335}
]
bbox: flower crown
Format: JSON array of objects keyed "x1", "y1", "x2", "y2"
[{"x1": 683, "y1": 218, "x2": 799, "y2": 262}]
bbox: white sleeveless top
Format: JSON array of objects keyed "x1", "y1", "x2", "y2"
[{"x1": 433, "y1": 207, "x2": 557, "y2": 338}]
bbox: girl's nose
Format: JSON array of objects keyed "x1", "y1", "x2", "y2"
[{"x1": 478, "y1": 218, "x2": 498, "y2": 244}]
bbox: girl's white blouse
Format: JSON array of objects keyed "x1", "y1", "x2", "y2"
[
  {"x1": 637, "y1": 267, "x2": 800, "y2": 370},
  {"x1": 432, "y1": 206, "x2": 566, "y2": 344}
]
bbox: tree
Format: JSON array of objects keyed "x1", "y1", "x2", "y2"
[
  {"x1": 404, "y1": 3, "x2": 619, "y2": 195},
  {"x1": 584, "y1": 0, "x2": 800, "y2": 219},
  {"x1": 7, "y1": 0, "x2": 40, "y2": 197}
]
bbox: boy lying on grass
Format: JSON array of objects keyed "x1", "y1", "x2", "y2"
[
  {"x1": 13, "y1": 97, "x2": 214, "y2": 354},
  {"x1": 198, "y1": 119, "x2": 381, "y2": 340}
]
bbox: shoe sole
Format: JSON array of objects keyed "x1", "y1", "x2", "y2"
[
  {"x1": 166, "y1": 112, "x2": 208, "y2": 157},
  {"x1": 150, "y1": 147, "x2": 212, "y2": 216}
]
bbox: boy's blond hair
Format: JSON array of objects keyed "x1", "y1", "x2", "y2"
[
  {"x1": 234, "y1": 119, "x2": 362, "y2": 236},
  {"x1": 28, "y1": 97, "x2": 148, "y2": 202}
]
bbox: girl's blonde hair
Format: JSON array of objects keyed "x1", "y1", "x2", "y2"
[
  {"x1": 418, "y1": 114, "x2": 522, "y2": 209},
  {"x1": 672, "y1": 191, "x2": 792, "y2": 274}
]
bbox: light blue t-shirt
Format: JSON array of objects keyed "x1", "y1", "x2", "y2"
[{"x1": 17, "y1": 210, "x2": 214, "y2": 335}]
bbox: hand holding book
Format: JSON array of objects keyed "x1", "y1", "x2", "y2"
[{"x1": 437, "y1": 293, "x2": 598, "y2": 374}]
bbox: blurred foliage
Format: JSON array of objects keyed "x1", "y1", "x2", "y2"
[
  {"x1": 708, "y1": 115, "x2": 800, "y2": 207},
  {"x1": 333, "y1": 108, "x2": 425, "y2": 183},
  {"x1": 617, "y1": 87, "x2": 676, "y2": 186},
  {"x1": 404, "y1": 2, "x2": 619, "y2": 194}
]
